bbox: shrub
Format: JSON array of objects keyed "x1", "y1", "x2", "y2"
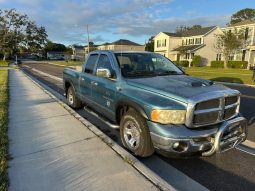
[
  {"x1": 211, "y1": 61, "x2": 224, "y2": 68},
  {"x1": 227, "y1": 61, "x2": 248, "y2": 69},
  {"x1": 192, "y1": 55, "x2": 202, "y2": 67},
  {"x1": 179, "y1": 60, "x2": 189, "y2": 67}
]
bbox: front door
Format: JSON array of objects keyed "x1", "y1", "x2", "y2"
[{"x1": 91, "y1": 53, "x2": 117, "y2": 120}]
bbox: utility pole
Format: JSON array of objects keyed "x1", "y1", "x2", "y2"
[{"x1": 86, "y1": 25, "x2": 90, "y2": 53}]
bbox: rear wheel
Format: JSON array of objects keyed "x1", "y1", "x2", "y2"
[
  {"x1": 120, "y1": 109, "x2": 154, "y2": 157},
  {"x1": 67, "y1": 86, "x2": 82, "y2": 109}
]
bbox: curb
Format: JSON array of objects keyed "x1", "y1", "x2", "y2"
[
  {"x1": 218, "y1": 82, "x2": 255, "y2": 88},
  {"x1": 20, "y1": 68, "x2": 176, "y2": 191}
]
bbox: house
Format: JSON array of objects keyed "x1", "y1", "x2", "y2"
[
  {"x1": 71, "y1": 45, "x2": 85, "y2": 60},
  {"x1": 154, "y1": 26, "x2": 222, "y2": 66},
  {"x1": 46, "y1": 51, "x2": 65, "y2": 60},
  {"x1": 222, "y1": 20, "x2": 255, "y2": 68},
  {"x1": 95, "y1": 39, "x2": 145, "y2": 51}
]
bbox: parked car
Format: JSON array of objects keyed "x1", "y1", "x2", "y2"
[{"x1": 63, "y1": 51, "x2": 247, "y2": 157}]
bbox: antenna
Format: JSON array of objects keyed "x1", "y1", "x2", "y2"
[{"x1": 86, "y1": 25, "x2": 90, "y2": 53}]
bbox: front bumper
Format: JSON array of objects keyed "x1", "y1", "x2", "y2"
[{"x1": 148, "y1": 116, "x2": 247, "y2": 157}]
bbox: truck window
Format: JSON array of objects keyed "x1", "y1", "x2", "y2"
[
  {"x1": 84, "y1": 54, "x2": 98, "y2": 74},
  {"x1": 96, "y1": 54, "x2": 116, "y2": 79}
]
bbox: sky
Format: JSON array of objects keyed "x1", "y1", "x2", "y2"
[{"x1": 0, "y1": 0, "x2": 254, "y2": 46}]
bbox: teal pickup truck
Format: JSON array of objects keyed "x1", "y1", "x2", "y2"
[{"x1": 63, "y1": 51, "x2": 247, "y2": 157}]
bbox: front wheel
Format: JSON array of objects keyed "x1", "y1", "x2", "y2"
[
  {"x1": 120, "y1": 109, "x2": 154, "y2": 157},
  {"x1": 67, "y1": 86, "x2": 82, "y2": 109}
]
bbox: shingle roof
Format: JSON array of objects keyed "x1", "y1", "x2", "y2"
[
  {"x1": 162, "y1": 26, "x2": 216, "y2": 37},
  {"x1": 229, "y1": 20, "x2": 255, "y2": 27},
  {"x1": 172, "y1": 44, "x2": 205, "y2": 52},
  {"x1": 110, "y1": 39, "x2": 142, "y2": 46}
]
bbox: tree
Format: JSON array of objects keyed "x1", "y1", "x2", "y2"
[
  {"x1": 0, "y1": 9, "x2": 48, "y2": 60},
  {"x1": 24, "y1": 21, "x2": 47, "y2": 53},
  {"x1": 230, "y1": 8, "x2": 255, "y2": 25},
  {"x1": 175, "y1": 25, "x2": 202, "y2": 33},
  {"x1": 145, "y1": 36, "x2": 154, "y2": 52},
  {"x1": 214, "y1": 29, "x2": 247, "y2": 68},
  {"x1": 44, "y1": 41, "x2": 66, "y2": 52}
]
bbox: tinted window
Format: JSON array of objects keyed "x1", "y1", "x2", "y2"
[
  {"x1": 84, "y1": 54, "x2": 98, "y2": 74},
  {"x1": 115, "y1": 53, "x2": 183, "y2": 78},
  {"x1": 97, "y1": 54, "x2": 116, "y2": 78}
]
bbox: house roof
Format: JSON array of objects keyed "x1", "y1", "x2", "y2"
[
  {"x1": 109, "y1": 39, "x2": 142, "y2": 46},
  {"x1": 228, "y1": 20, "x2": 255, "y2": 27},
  {"x1": 162, "y1": 26, "x2": 216, "y2": 37},
  {"x1": 172, "y1": 44, "x2": 205, "y2": 52}
]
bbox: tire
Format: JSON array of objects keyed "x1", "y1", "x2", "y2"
[
  {"x1": 120, "y1": 108, "x2": 154, "y2": 157},
  {"x1": 67, "y1": 86, "x2": 82, "y2": 109}
]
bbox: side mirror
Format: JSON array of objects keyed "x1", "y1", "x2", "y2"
[{"x1": 96, "y1": 68, "x2": 111, "y2": 78}]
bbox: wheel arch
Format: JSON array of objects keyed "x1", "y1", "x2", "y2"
[{"x1": 115, "y1": 99, "x2": 149, "y2": 124}]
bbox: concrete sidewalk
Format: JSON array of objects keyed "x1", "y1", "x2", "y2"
[{"x1": 8, "y1": 69, "x2": 159, "y2": 191}]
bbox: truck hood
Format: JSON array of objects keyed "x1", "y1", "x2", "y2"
[{"x1": 126, "y1": 75, "x2": 230, "y2": 102}]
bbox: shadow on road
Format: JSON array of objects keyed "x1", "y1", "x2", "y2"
[{"x1": 211, "y1": 77, "x2": 244, "y2": 84}]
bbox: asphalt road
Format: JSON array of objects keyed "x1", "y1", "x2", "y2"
[{"x1": 21, "y1": 62, "x2": 255, "y2": 191}]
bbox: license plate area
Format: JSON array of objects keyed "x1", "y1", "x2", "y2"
[{"x1": 219, "y1": 123, "x2": 245, "y2": 153}]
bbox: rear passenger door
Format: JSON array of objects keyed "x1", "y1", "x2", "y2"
[{"x1": 79, "y1": 54, "x2": 98, "y2": 101}]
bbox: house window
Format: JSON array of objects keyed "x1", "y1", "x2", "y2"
[
  {"x1": 185, "y1": 39, "x2": 188, "y2": 45},
  {"x1": 228, "y1": 55, "x2": 234, "y2": 61},
  {"x1": 182, "y1": 40, "x2": 184, "y2": 45},
  {"x1": 157, "y1": 40, "x2": 161, "y2": 48},
  {"x1": 162, "y1": 39, "x2": 166, "y2": 47},
  {"x1": 195, "y1": 38, "x2": 202, "y2": 44},
  {"x1": 216, "y1": 53, "x2": 222, "y2": 61},
  {"x1": 242, "y1": 50, "x2": 246, "y2": 61},
  {"x1": 185, "y1": 53, "x2": 190, "y2": 59},
  {"x1": 245, "y1": 27, "x2": 249, "y2": 40}
]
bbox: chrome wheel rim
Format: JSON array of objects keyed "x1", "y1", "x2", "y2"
[
  {"x1": 68, "y1": 91, "x2": 74, "y2": 105},
  {"x1": 123, "y1": 120, "x2": 140, "y2": 150}
]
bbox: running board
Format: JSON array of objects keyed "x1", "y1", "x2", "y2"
[{"x1": 83, "y1": 106, "x2": 120, "y2": 129}]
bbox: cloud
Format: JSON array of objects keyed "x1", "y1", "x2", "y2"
[{"x1": 0, "y1": 0, "x2": 230, "y2": 45}]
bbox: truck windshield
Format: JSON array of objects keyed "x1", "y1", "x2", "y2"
[{"x1": 115, "y1": 53, "x2": 184, "y2": 78}]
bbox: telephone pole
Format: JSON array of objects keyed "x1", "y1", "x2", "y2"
[{"x1": 86, "y1": 25, "x2": 90, "y2": 53}]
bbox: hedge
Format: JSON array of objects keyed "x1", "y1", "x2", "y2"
[
  {"x1": 210, "y1": 61, "x2": 248, "y2": 69},
  {"x1": 192, "y1": 55, "x2": 202, "y2": 67},
  {"x1": 227, "y1": 61, "x2": 248, "y2": 69},
  {"x1": 173, "y1": 60, "x2": 189, "y2": 67},
  {"x1": 211, "y1": 61, "x2": 224, "y2": 68}
]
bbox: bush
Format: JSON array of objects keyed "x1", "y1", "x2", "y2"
[
  {"x1": 211, "y1": 61, "x2": 224, "y2": 68},
  {"x1": 192, "y1": 55, "x2": 202, "y2": 67},
  {"x1": 227, "y1": 61, "x2": 248, "y2": 69}
]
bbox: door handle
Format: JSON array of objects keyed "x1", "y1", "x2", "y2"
[{"x1": 91, "y1": 81, "x2": 98, "y2": 86}]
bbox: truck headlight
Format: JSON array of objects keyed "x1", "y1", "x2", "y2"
[{"x1": 151, "y1": 109, "x2": 186, "y2": 124}]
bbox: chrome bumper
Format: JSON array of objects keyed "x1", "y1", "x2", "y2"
[{"x1": 148, "y1": 116, "x2": 247, "y2": 157}]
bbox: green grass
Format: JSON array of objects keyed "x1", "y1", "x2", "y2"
[
  {"x1": 0, "y1": 69, "x2": 8, "y2": 191},
  {"x1": 49, "y1": 60, "x2": 83, "y2": 66},
  {"x1": 0, "y1": 61, "x2": 8, "y2": 67},
  {"x1": 186, "y1": 67, "x2": 255, "y2": 85}
]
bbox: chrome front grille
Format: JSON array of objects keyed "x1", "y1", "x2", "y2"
[{"x1": 186, "y1": 91, "x2": 240, "y2": 128}]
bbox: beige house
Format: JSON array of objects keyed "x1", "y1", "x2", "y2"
[
  {"x1": 154, "y1": 26, "x2": 222, "y2": 66},
  {"x1": 223, "y1": 20, "x2": 255, "y2": 68},
  {"x1": 85, "y1": 39, "x2": 145, "y2": 53}
]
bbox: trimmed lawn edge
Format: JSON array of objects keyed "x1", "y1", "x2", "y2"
[{"x1": 0, "y1": 69, "x2": 9, "y2": 191}]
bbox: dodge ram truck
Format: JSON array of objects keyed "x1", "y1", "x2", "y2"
[{"x1": 63, "y1": 50, "x2": 247, "y2": 157}]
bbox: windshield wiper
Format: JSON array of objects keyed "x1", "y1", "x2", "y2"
[
  {"x1": 157, "y1": 70, "x2": 182, "y2": 76},
  {"x1": 127, "y1": 71, "x2": 157, "y2": 78}
]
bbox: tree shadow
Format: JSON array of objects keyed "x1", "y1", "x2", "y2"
[{"x1": 211, "y1": 77, "x2": 244, "y2": 84}]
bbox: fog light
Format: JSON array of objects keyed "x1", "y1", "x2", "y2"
[{"x1": 172, "y1": 141, "x2": 188, "y2": 152}]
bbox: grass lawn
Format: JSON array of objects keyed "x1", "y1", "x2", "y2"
[
  {"x1": 186, "y1": 67, "x2": 255, "y2": 85},
  {"x1": 49, "y1": 60, "x2": 83, "y2": 66},
  {"x1": 0, "y1": 61, "x2": 8, "y2": 67},
  {"x1": 0, "y1": 69, "x2": 8, "y2": 191}
]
